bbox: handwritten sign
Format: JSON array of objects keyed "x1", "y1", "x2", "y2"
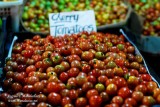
[{"x1": 49, "y1": 10, "x2": 96, "y2": 36}]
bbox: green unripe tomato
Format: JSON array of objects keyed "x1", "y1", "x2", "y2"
[
  {"x1": 39, "y1": 4, "x2": 45, "y2": 9},
  {"x1": 30, "y1": 22, "x2": 36, "y2": 29},
  {"x1": 140, "y1": 0, "x2": 147, "y2": 3},
  {"x1": 59, "y1": 0, "x2": 65, "y2": 5},
  {"x1": 30, "y1": 1, "x2": 36, "y2": 7},
  {"x1": 73, "y1": 0, "x2": 78, "y2": 6},
  {"x1": 117, "y1": 44, "x2": 125, "y2": 51},
  {"x1": 106, "y1": 42, "x2": 113, "y2": 47},
  {"x1": 85, "y1": 0, "x2": 90, "y2": 5},
  {"x1": 65, "y1": 0, "x2": 70, "y2": 2},
  {"x1": 107, "y1": 61, "x2": 117, "y2": 68},
  {"x1": 58, "y1": 5, "x2": 64, "y2": 11},
  {"x1": 44, "y1": 24, "x2": 49, "y2": 29},
  {"x1": 35, "y1": 27, "x2": 40, "y2": 32},
  {"x1": 37, "y1": 19, "x2": 44, "y2": 25},
  {"x1": 95, "y1": 83, "x2": 105, "y2": 92},
  {"x1": 46, "y1": 1, "x2": 51, "y2": 7},
  {"x1": 39, "y1": 15, "x2": 45, "y2": 20},
  {"x1": 22, "y1": 12, "x2": 29, "y2": 20},
  {"x1": 23, "y1": 6, "x2": 29, "y2": 11}
]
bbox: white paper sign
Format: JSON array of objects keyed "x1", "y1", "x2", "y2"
[{"x1": 49, "y1": 10, "x2": 97, "y2": 36}]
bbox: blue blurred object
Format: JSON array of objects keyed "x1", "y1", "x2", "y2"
[
  {"x1": 0, "y1": 68, "x2": 3, "y2": 93},
  {"x1": 152, "y1": 105, "x2": 160, "y2": 107}
]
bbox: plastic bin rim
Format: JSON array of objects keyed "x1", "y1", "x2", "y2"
[{"x1": 0, "y1": 0, "x2": 23, "y2": 7}]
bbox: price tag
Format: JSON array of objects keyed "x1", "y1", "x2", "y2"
[{"x1": 49, "y1": 10, "x2": 96, "y2": 36}]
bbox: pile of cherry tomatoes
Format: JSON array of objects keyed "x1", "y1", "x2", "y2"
[
  {"x1": 0, "y1": 31, "x2": 160, "y2": 107},
  {"x1": 129, "y1": 0, "x2": 160, "y2": 36},
  {"x1": 22, "y1": 0, "x2": 128, "y2": 33}
]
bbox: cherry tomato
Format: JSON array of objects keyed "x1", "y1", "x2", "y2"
[
  {"x1": 106, "y1": 83, "x2": 118, "y2": 95},
  {"x1": 26, "y1": 76, "x2": 39, "y2": 85},
  {"x1": 36, "y1": 94, "x2": 47, "y2": 103},
  {"x1": 33, "y1": 82, "x2": 44, "y2": 93},
  {"x1": 61, "y1": 97, "x2": 71, "y2": 107},
  {"x1": 33, "y1": 35, "x2": 41, "y2": 41},
  {"x1": 22, "y1": 49, "x2": 33, "y2": 58},
  {"x1": 42, "y1": 58, "x2": 53, "y2": 69},
  {"x1": 98, "y1": 75, "x2": 108, "y2": 84},
  {"x1": 135, "y1": 84, "x2": 147, "y2": 94},
  {"x1": 47, "y1": 81, "x2": 60, "y2": 93},
  {"x1": 47, "y1": 92, "x2": 61, "y2": 106},
  {"x1": 118, "y1": 87, "x2": 131, "y2": 99},
  {"x1": 3, "y1": 78, "x2": 13, "y2": 90},
  {"x1": 105, "y1": 79, "x2": 116, "y2": 86},
  {"x1": 141, "y1": 74, "x2": 152, "y2": 82},
  {"x1": 22, "y1": 85, "x2": 34, "y2": 93},
  {"x1": 11, "y1": 82, "x2": 23, "y2": 93},
  {"x1": 147, "y1": 81, "x2": 158, "y2": 94},
  {"x1": 35, "y1": 61, "x2": 43, "y2": 69},
  {"x1": 26, "y1": 65, "x2": 36, "y2": 74},
  {"x1": 87, "y1": 75, "x2": 97, "y2": 85},
  {"x1": 81, "y1": 51, "x2": 94, "y2": 61},
  {"x1": 115, "y1": 77, "x2": 127, "y2": 89},
  {"x1": 105, "y1": 103, "x2": 119, "y2": 107},
  {"x1": 71, "y1": 47, "x2": 82, "y2": 56},
  {"x1": 100, "y1": 91, "x2": 109, "y2": 102},
  {"x1": 132, "y1": 91, "x2": 144, "y2": 102},
  {"x1": 86, "y1": 89, "x2": 99, "y2": 99},
  {"x1": 111, "y1": 96, "x2": 123, "y2": 105},
  {"x1": 153, "y1": 88, "x2": 160, "y2": 98},
  {"x1": 59, "y1": 72, "x2": 69, "y2": 83},
  {"x1": 82, "y1": 82, "x2": 94, "y2": 92},
  {"x1": 0, "y1": 101, "x2": 7, "y2": 107},
  {"x1": 13, "y1": 45, "x2": 22, "y2": 53},
  {"x1": 142, "y1": 96, "x2": 156, "y2": 106},
  {"x1": 69, "y1": 89, "x2": 78, "y2": 100},
  {"x1": 31, "y1": 54, "x2": 42, "y2": 62},
  {"x1": 105, "y1": 69, "x2": 115, "y2": 78},
  {"x1": 124, "y1": 98, "x2": 137, "y2": 106},
  {"x1": 60, "y1": 89, "x2": 70, "y2": 97},
  {"x1": 42, "y1": 51, "x2": 52, "y2": 59},
  {"x1": 156, "y1": 94, "x2": 160, "y2": 104},
  {"x1": 37, "y1": 102, "x2": 48, "y2": 107},
  {"x1": 127, "y1": 76, "x2": 139, "y2": 89},
  {"x1": 75, "y1": 97, "x2": 87, "y2": 107},
  {"x1": 89, "y1": 95, "x2": 102, "y2": 107},
  {"x1": 0, "y1": 93, "x2": 10, "y2": 103}
]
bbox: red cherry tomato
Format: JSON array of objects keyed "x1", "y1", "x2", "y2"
[
  {"x1": 124, "y1": 98, "x2": 137, "y2": 106},
  {"x1": 147, "y1": 81, "x2": 158, "y2": 94},
  {"x1": 47, "y1": 92, "x2": 61, "y2": 106},
  {"x1": 132, "y1": 91, "x2": 144, "y2": 102},
  {"x1": 111, "y1": 96, "x2": 123, "y2": 105},
  {"x1": 26, "y1": 65, "x2": 36, "y2": 74},
  {"x1": 118, "y1": 87, "x2": 131, "y2": 99},
  {"x1": 141, "y1": 74, "x2": 152, "y2": 82},
  {"x1": 153, "y1": 88, "x2": 160, "y2": 98},
  {"x1": 89, "y1": 95, "x2": 102, "y2": 107},
  {"x1": 86, "y1": 89, "x2": 99, "y2": 99},
  {"x1": 33, "y1": 82, "x2": 44, "y2": 93},
  {"x1": 61, "y1": 97, "x2": 71, "y2": 107},
  {"x1": 142, "y1": 96, "x2": 156, "y2": 106},
  {"x1": 47, "y1": 82, "x2": 60, "y2": 93},
  {"x1": 135, "y1": 84, "x2": 147, "y2": 94}
]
